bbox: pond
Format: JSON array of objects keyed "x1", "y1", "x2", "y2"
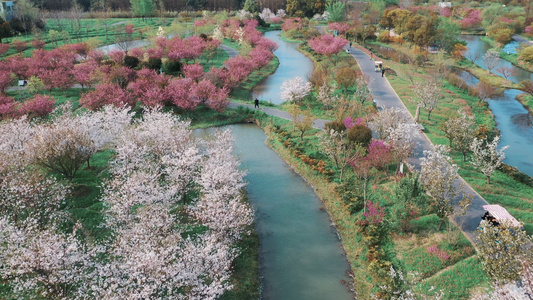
[
  {"x1": 252, "y1": 30, "x2": 315, "y2": 105},
  {"x1": 194, "y1": 125, "x2": 353, "y2": 300}
]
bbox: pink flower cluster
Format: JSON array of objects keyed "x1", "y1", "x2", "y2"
[
  {"x1": 328, "y1": 22, "x2": 351, "y2": 35},
  {"x1": 281, "y1": 18, "x2": 303, "y2": 32},
  {"x1": 308, "y1": 34, "x2": 349, "y2": 57},
  {"x1": 426, "y1": 244, "x2": 451, "y2": 261},
  {"x1": 363, "y1": 201, "x2": 386, "y2": 225}
]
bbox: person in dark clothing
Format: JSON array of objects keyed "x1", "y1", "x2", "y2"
[
  {"x1": 349, "y1": 41, "x2": 352, "y2": 48},
  {"x1": 254, "y1": 98, "x2": 259, "y2": 108},
  {"x1": 381, "y1": 68, "x2": 385, "y2": 77}
]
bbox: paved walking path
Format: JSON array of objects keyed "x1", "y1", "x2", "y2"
[
  {"x1": 348, "y1": 46, "x2": 488, "y2": 242},
  {"x1": 228, "y1": 102, "x2": 330, "y2": 129}
]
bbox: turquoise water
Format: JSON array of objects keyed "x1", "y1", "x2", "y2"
[
  {"x1": 195, "y1": 125, "x2": 353, "y2": 300},
  {"x1": 252, "y1": 30, "x2": 315, "y2": 105}
]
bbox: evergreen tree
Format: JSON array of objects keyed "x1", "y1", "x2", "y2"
[
  {"x1": 130, "y1": 0, "x2": 155, "y2": 20},
  {"x1": 243, "y1": 0, "x2": 259, "y2": 13}
]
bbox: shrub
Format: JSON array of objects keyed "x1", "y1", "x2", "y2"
[
  {"x1": 324, "y1": 120, "x2": 346, "y2": 132},
  {"x1": 145, "y1": 57, "x2": 162, "y2": 71},
  {"x1": 164, "y1": 59, "x2": 183, "y2": 75},
  {"x1": 123, "y1": 55, "x2": 140, "y2": 69},
  {"x1": 378, "y1": 30, "x2": 390, "y2": 43},
  {"x1": 347, "y1": 124, "x2": 372, "y2": 147},
  {"x1": 520, "y1": 45, "x2": 533, "y2": 61}
]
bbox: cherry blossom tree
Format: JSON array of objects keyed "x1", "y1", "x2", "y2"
[
  {"x1": 72, "y1": 61, "x2": 99, "y2": 89},
  {"x1": 470, "y1": 136, "x2": 509, "y2": 184},
  {"x1": 183, "y1": 63, "x2": 204, "y2": 82},
  {"x1": 328, "y1": 22, "x2": 351, "y2": 36},
  {"x1": 80, "y1": 83, "x2": 135, "y2": 110},
  {"x1": 369, "y1": 107, "x2": 411, "y2": 140},
  {"x1": 26, "y1": 120, "x2": 96, "y2": 180},
  {"x1": 387, "y1": 123, "x2": 420, "y2": 168},
  {"x1": 20, "y1": 94, "x2": 56, "y2": 118},
  {"x1": 0, "y1": 68, "x2": 13, "y2": 93},
  {"x1": 441, "y1": 109, "x2": 477, "y2": 161},
  {"x1": 280, "y1": 76, "x2": 312, "y2": 103},
  {"x1": 495, "y1": 66, "x2": 518, "y2": 80},
  {"x1": 420, "y1": 145, "x2": 461, "y2": 230},
  {"x1": 0, "y1": 219, "x2": 88, "y2": 299},
  {"x1": 413, "y1": 80, "x2": 440, "y2": 121},
  {"x1": 483, "y1": 49, "x2": 500, "y2": 73},
  {"x1": 308, "y1": 34, "x2": 348, "y2": 63}
]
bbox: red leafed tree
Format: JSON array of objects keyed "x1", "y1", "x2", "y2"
[
  {"x1": 183, "y1": 63, "x2": 204, "y2": 82},
  {"x1": 20, "y1": 94, "x2": 56, "y2": 118},
  {"x1": 80, "y1": 83, "x2": 135, "y2": 110},
  {"x1": 308, "y1": 35, "x2": 349, "y2": 58}
]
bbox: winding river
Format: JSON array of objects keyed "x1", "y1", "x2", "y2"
[
  {"x1": 195, "y1": 125, "x2": 353, "y2": 300},
  {"x1": 252, "y1": 30, "x2": 314, "y2": 105},
  {"x1": 461, "y1": 35, "x2": 533, "y2": 177}
]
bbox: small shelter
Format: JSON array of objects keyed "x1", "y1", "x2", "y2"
[{"x1": 482, "y1": 204, "x2": 522, "y2": 227}]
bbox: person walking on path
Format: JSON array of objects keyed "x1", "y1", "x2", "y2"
[
  {"x1": 381, "y1": 68, "x2": 385, "y2": 77},
  {"x1": 349, "y1": 41, "x2": 352, "y2": 48},
  {"x1": 370, "y1": 52, "x2": 373, "y2": 60},
  {"x1": 254, "y1": 98, "x2": 260, "y2": 108}
]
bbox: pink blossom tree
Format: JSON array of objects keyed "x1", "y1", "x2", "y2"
[
  {"x1": 80, "y1": 83, "x2": 135, "y2": 110},
  {"x1": 0, "y1": 43, "x2": 9, "y2": 56},
  {"x1": 165, "y1": 77, "x2": 199, "y2": 110},
  {"x1": 308, "y1": 34, "x2": 348, "y2": 64},
  {"x1": 72, "y1": 61, "x2": 99, "y2": 89},
  {"x1": 328, "y1": 22, "x2": 351, "y2": 36},
  {"x1": 20, "y1": 95, "x2": 56, "y2": 118},
  {"x1": 0, "y1": 68, "x2": 13, "y2": 93},
  {"x1": 183, "y1": 63, "x2": 204, "y2": 82}
]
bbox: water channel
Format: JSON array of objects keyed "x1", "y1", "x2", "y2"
[
  {"x1": 252, "y1": 30, "x2": 315, "y2": 105},
  {"x1": 460, "y1": 35, "x2": 533, "y2": 177},
  {"x1": 195, "y1": 125, "x2": 353, "y2": 300}
]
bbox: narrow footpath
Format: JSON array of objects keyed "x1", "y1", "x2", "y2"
[{"x1": 348, "y1": 46, "x2": 489, "y2": 242}]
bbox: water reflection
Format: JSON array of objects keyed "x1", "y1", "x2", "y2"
[
  {"x1": 194, "y1": 125, "x2": 353, "y2": 300},
  {"x1": 252, "y1": 31, "x2": 314, "y2": 104}
]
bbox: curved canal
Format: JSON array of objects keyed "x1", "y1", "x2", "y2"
[
  {"x1": 461, "y1": 35, "x2": 533, "y2": 176},
  {"x1": 195, "y1": 125, "x2": 353, "y2": 300},
  {"x1": 252, "y1": 30, "x2": 314, "y2": 105}
]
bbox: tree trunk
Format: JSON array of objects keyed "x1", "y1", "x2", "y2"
[
  {"x1": 427, "y1": 109, "x2": 432, "y2": 121},
  {"x1": 414, "y1": 106, "x2": 420, "y2": 123},
  {"x1": 438, "y1": 218, "x2": 444, "y2": 231},
  {"x1": 487, "y1": 175, "x2": 491, "y2": 184}
]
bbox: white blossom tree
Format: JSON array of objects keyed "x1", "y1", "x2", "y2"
[
  {"x1": 387, "y1": 123, "x2": 421, "y2": 168},
  {"x1": 280, "y1": 76, "x2": 312, "y2": 103},
  {"x1": 0, "y1": 219, "x2": 88, "y2": 299},
  {"x1": 369, "y1": 107, "x2": 411, "y2": 140},
  {"x1": 419, "y1": 145, "x2": 460, "y2": 230},
  {"x1": 471, "y1": 136, "x2": 509, "y2": 184},
  {"x1": 413, "y1": 80, "x2": 441, "y2": 121},
  {"x1": 441, "y1": 109, "x2": 477, "y2": 161},
  {"x1": 483, "y1": 49, "x2": 500, "y2": 72}
]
